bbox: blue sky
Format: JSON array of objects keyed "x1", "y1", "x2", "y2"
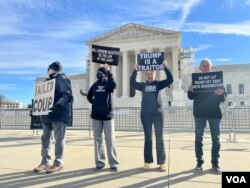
[{"x1": 0, "y1": 0, "x2": 250, "y2": 105}]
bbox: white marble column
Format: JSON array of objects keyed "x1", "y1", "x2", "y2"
[
  {"x1": 159, "y1": 47, "x2": 166, "y2": 81},
  {"x1": 134, "y1": 49, "x2": 142, "y2": 97},
  {"x1": 89, "y1": 61, "x2": 95, "y2": 86},
  {"x1": 172, "y1": 47, "x2": 179, "y2": 82},
  {"x1": 111, "y1": 66, "x2": 117, "y2": 97},
  {"x1": 158, "y1": 48, "x2": 167, "y2": 98},
  {"x1": 122, "y1": 50, "x2": 128, "y2": 97},
  {"x1": 171, "y1": 47, "x2": 185, "y2": 106}
]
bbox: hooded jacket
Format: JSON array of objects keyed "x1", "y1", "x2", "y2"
[
  {"x1": 87, "y1": 71, "x2": 116, "y2": 120},
  {"x1": 41, "y1": 72, "x2": 73, "y2": 124}
]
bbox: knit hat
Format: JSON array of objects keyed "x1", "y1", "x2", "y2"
[
  {"x1": 48, "y1": 61, "x2": 62, "y2": 71},
  {"x1": 97, "y1": 67, "x2": 107, "y2": 75}
]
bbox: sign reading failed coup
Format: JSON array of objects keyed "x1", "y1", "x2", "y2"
[
  {"x1": 92, "y1": 45, "x2": 120, "y2": 66},
  {"x1": 137, "y1": 52, "x2": 164, "y2": 71},
  {"x1": 192, "y1": 71, "x2": 223, "y2": 92},
  {"x1": 32, "y1": 79, "x2": 55, "y2": 116}
]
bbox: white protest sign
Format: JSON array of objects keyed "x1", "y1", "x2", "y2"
[{"x1": 33, "y1": 79, "x2": 55, "y2": 115}]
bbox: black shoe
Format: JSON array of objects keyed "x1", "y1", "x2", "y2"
[
  {"x1": 212, "y1": 163, "x2": 221, "y2": 174},
  {"x1": 95, "y1": 164, "x2": 105, "y2": 171},
  {"x1": 195, "y1": 163, "x2": 203, "y2": 173},
  {"x1": 95, "y1": 166, "x2": 104, "y2": 171},
  {"x1": 110, "y1": 166, "x2": 119, "y2": 171}
]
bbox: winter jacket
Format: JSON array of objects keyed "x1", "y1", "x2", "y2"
[
  {"x1": 188, "y1": 88, "x2": 227, "y2": 118},
  {"x1": 41, "y1": 73, "x2": 73, "y2": 124},
  {"x1": 87, "y1": 71, "x2": 116, "y2": 120}
]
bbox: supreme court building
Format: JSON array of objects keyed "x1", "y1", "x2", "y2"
[
  {"x1": 85, "y1": 23, "x2": 192, "y2": 107},
  {"x1": 35, "y1": 23, "x2": 250, "y2": 108}
]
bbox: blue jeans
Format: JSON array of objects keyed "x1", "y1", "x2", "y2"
[
  {"x1": 195, "y1": 117, "x2": 221, "y2": 165},
  {"x1": 141, "y1": 112, "x2": 165, "y2": 164}
]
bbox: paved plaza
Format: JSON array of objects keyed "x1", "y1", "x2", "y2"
[{"x1": 0, "y1": 130, "x2": 250, "y2": 188}]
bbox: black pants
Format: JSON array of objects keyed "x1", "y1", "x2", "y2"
[{"x1": 140, "y1": 112, "x2": 165, "y2": 164}]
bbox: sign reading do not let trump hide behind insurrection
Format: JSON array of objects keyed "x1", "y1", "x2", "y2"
[
  {"x1": 33, "y1": 79, "x2": 55, "y2": 115},
  {"x1": 137, "y1": 52, "x2": 164, "y2": 71},
  {"x1": 192, "y1": 71, "x2": 223, "y2": 92},
  {"x1": 92, "y1": 45, "x2": 120, "y2": 66}
]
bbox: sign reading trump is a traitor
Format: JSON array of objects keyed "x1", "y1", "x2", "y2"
[
  {"x1": 32, "y1": 79, "x2": 55, "y2": 115},
  {"x1": 192, "y1": 71, "x2": 223, "y2": 92},
  {"x1": 137, "y1": 52, "x2": 164, "y2": 71},
  {"x1": 92, "y1": 45, "x2": 120, "y2": 66}
]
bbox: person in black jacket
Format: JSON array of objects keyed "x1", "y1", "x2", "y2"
[
  {"x1": 130, "y1": 60, "x2": 173, "y2": 171},
  {"x1": 188, "y1": 59, "x2": 227, "y2": 174},
  {"x1": 87, "y1": 63, "x2": 119, "y2": 171},
  {"x1": 33, "y1": 61, "x2": 73, "y2": 174}
]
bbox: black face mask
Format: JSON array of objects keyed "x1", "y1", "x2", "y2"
[
  {"x1": 48, "y1": 73, "x2": 56, "y2": 79},
  {"x1": 96, "y1": 71, "x2": 104, "y2": 80}
]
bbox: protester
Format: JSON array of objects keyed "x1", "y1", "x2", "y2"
[
  {"x1": 87, "y1": 63, "x2": 119, "y2": 171},
  {"x1": 33, "y1": 61, "x2": 73, "y2": 174},
  {"x1": 188, "y1": 59, "x2": 227, "y2": 173},
  {"x1": 130, "y1": 60, "x2": 173, "y2": 171}
]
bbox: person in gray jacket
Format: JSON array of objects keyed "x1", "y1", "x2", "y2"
[
  {"x1": 130, "y1": 60, "x2": 173, "y2": 171},
  {"x1": 33, "y1": 61, "x2": 73, "y2": 174}
]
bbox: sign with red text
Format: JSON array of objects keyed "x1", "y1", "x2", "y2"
[{"x1": 32, "y1": 79, "x2": 55, "y2": 115}]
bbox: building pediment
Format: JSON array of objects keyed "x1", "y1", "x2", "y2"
[{"x1": 87, "y1": 23, "x2": 180, "y2": 44}]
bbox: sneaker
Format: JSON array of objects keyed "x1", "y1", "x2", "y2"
[
  {"x1": 95, "y1": 166, "x2": 104, "y2": 170},
  {"x1": 34, "y1": 164, "x2": 51, "y2": 173},
  {"x1": 160, "y1": 164, "x2": 167, "y2": 172},
  {"x1": 143, "y1": 163, "x2": 150, "y2": 170},
  {"x1": 95, "y1": 164, "x2": 105, "y2": 171},
  {"x1": 46, "y1": 164, "x2": 63, "y2": 174},
  {"x1": 212, "y1": 163, "x2": 221, "y2": 174},
  {"x1": 110, "y1": 166, "x2": 119, "y2": 171},
  {"x1": 195, "y1": 163, "x2": 203, "y2": 173}
]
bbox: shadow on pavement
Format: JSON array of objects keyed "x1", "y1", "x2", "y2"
[
  {"x1": 0, "y1": 167, "x2": 145, "y2": 188},
  {"x1": 121, "y1": 169, "x2": 220, "y2": 188},
  {"x1": 0, "y1": 168, "x2": 221, "y2": 188}
]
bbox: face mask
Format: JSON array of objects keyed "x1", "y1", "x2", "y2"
[{"x1": 48, "y1": 73, "x2": 56, "y2": 79}]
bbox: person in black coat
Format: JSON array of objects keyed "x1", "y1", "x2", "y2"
[
  {"x1": 130, "y1": 60, "x2": 173, "y2": 171},
  {"x1": 87, "y1": 63, "x2": 119, "y2": 171},
  {"x1": 188, "y1": 59, "x2": 227, "y2": 174},
  {"x1": 34, "y1": 61, "x2": 73, "y2": 174}
]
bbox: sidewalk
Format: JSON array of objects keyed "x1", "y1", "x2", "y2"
[{"x1": 0, "y1": 130, "x2": 250, "y2": 188}]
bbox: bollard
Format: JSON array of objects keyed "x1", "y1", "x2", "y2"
[{"x1": 229, "y1": 132, "x2": 236, "y2": 142}]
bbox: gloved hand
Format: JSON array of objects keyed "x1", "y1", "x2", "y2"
[{"x1": 49, "y1": 103, "x2": 61, "y2": 116}]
